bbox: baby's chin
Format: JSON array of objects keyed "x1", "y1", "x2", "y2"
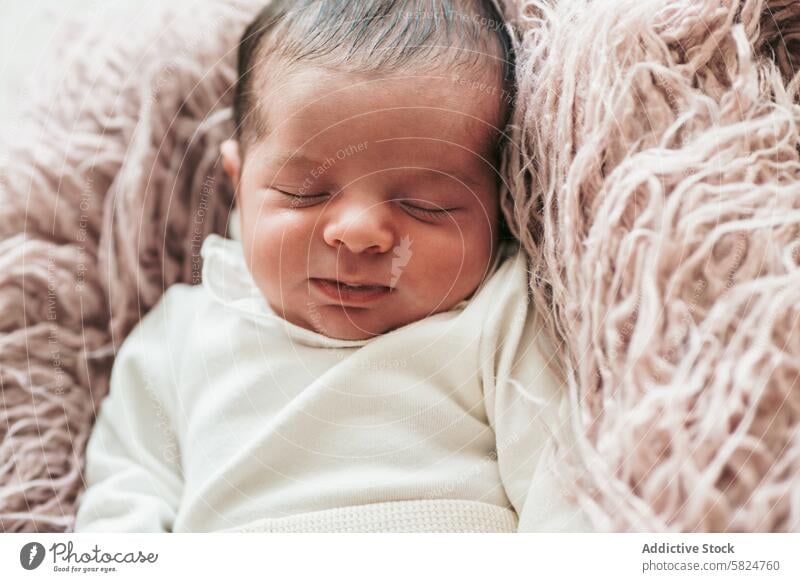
[
  {"x1": 281, "y1": 290, "x2": 472, "y2": 341},
  {"x1": 298, "y1": 305, "x2": 400, "y2": 341}
]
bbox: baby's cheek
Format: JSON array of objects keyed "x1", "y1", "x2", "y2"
[
  {"x1": 411, "y1": 241, "x2": 467, "y2": 289},
  {"x1": 429, "y1": 228, "x2": 494, "y2": 294},
  {"x1": 251, "y1": 213, "x2": 309, "y2": 258}
]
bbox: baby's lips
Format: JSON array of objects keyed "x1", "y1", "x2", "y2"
[
  {"x1": 314, "y1": 277, "x2": 392, "y2": 290},
  {"x1": 311, "y1": 278, "x2": 394, "y2": 305}
]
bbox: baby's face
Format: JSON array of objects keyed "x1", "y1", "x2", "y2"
[{"x1": 222, "y1": 67, "x2": 504, "y2": 340}]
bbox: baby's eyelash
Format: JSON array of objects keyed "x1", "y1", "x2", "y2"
[
  {"x1": 278, "y1": 190, "x2": 329, "y2": 207},
  {"x1": 401, "y1": 203, "x2": 454, "y2": 220},
  {"x1": 276, "y1": 190, "x2": 454, "y2": 219}
]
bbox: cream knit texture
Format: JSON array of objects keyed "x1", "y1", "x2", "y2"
[{"x1": 224, "y1": 499, "x2": 518, "y2": 533}]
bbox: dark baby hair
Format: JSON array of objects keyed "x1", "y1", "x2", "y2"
[{"x1": 232, "y1": 0, "x2": 516, "y2": 156}]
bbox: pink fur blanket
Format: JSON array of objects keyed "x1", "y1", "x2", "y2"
[{"x1": 1, "y1": 0, "x2": 798, "y2": 532}]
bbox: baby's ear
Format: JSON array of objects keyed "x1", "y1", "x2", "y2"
[{"x1": 220, "y1": 140, "x2": 241, "y2": 191}]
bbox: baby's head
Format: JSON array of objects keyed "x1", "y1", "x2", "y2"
[{"x1": 221, "y1": 0, "x2": 515, "y2": 340}]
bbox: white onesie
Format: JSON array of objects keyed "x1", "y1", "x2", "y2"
[{"x1": 74, "y1": 229, "x2": 590, "y2": 533}]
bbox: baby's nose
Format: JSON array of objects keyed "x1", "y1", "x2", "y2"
[{"x1": 322, "y1": 202, "x2": 395, "y2": 254}]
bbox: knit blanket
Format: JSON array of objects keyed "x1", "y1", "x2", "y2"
[{"x1": 1, "y1": 0, "x2": 798, "y2": 532}]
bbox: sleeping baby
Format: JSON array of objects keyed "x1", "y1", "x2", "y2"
[{"x1": 75, "y1": 0, "x2": 590, "y2": 533}]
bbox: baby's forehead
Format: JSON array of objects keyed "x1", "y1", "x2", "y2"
[
  {"x1": 251, "y1": 63, "x2": 505, "y2": 143},
  {"x1": 249, "y1": 67, "x2": 504, "y2": 170}
]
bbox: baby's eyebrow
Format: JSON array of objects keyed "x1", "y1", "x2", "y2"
[
  {"x1": 265, "y1": 152, "x2": 320, "y2": 168},
  {"x1": 415, "y1": 168, "x2": 485, "y2": 189},
  {"x1": 264, "y1": 152, "x2": 486, "y2": 190}
]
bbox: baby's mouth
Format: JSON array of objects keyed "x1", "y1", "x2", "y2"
[{"x1": 310, "y1": 278, "x2": 393, "y2": 305}]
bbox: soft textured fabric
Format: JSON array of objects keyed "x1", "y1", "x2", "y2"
[
  {"x1": 0, "y1": 0, "x2": 261, "y2": 532},
  {"x1": 220, "y1": 499, "x2": 519, "y2": 533},
  {"x1": 503, "y1": 0, "x2": 800, "y2": 532},
  {"x1": 2, "y1": 0, "x2": 800, "y2": 533},
  {"x1": 73, "y1": 229, "x2": 589, "y2": 532}
]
